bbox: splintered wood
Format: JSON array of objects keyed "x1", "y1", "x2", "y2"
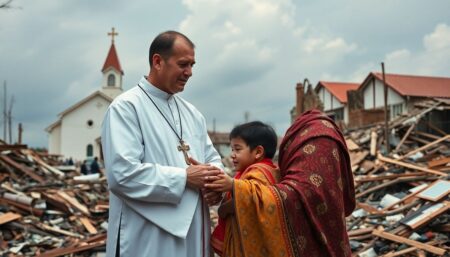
[
  {"x1": 345, "y1": 98, "x2": 449, "y2": 256},
  {"x1": 0, "y1": 145, "x2": 108, "y2": 256}
]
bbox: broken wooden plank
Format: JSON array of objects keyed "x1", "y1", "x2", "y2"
[
  {"x1": 0, "y1": 155, "x2": 45, "y2": 183},
  {"x1": 79, "y1": 217, "x2": 98, "y2": 234},
  {"x1": 428, "y1": 157, "x2": 450, "y2": 168},
  {"x1": 381, "y1": 240, "x2": 441, "y2": 257},
  {"x1": 424, "y1": 121, "x2": 447, "y2": 137},
  {"x1": 394, "y1": 122, "x2": 416, "y2": 153},
  {"x1": 378, "y1": 153, "x2": 447, "y2": 176},
  {"x1": 372, "y1": 228, "x2": 446, "y2": 255},
  {"x1": 345, "y1": 138, "x2": 359, "y2": 151},
  {"x1": 398, "y1": 135, "x2": 450, "y2": 161},
  {"x1": 402, "y1": 201, "x2": 450, "y2": 230},
  {"x1": 0, "y1": 212, "x2": 21, "y2": 225},
  {"x1": 39, "y1": 223, "x2": 83, "y2": 238},
  {"x1": 36, "y1": 234, "x2": 106, "y2": 257},
  {"x1": 355, "y1": 171, "x2": 423, "y2": 183},
  {"x1": 57, "y1": 191, "x2": 90, "y2": 216},
  {"x1": 0, "y1": 197, "x2": 44, "y2": 216},
  {"x1": 0, "y1": 144, "x2": 28, "y2": 151},
  {"x1": 24, "y1": 149, "x2": 65, "y2": 178}
]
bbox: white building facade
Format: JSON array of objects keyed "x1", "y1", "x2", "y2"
[{"x1": 46, "y1": 34, "x2": 123, "y2": 161}]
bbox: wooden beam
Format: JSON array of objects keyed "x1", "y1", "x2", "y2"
[
  {"x1": 0, "y1": 144, "x2": 28, "y2": 151},
  {"x1": 398, "y1": 135, "x2": 450, "y2": 161},
  {"x1": 57, "y1": 191, "x2": 90, "y2": 216},
  {"x1": 355, "y1": 172, "x2": 423, "y2": 183},
  {"x1": 424, "y1": 121, "x2": 447, "y2": 137},
  {"x1": 378, "y1": 154, "x2": 447, "y2": 176},
  {"x1": 80, "y1": 217, "x2": 98, "y2": 234},
  {"x1": 36, "y1": 234, "x2": 106, "y2": 257},
  {"x1": 0, "y1": 212, "x2": 21, "y2": 225},
  {"x1": 372, "y1": 228, "x2": 446, "y2": 255},
  {"x1": 0, "y1": 155, "x2": 45, "y2": 183},
  {"x1": 393, "y1": 122, "x2": 416, "y2": 153},
  {"x1": 428, "y1": 157, "x2": 450, "y2": 168}
]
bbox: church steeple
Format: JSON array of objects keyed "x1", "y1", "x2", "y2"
[{"x1": 101, "y1": 27, "x2": 123, "y2": 99}]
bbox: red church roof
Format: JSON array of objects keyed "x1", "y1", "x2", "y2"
[
  {"x1": 316, "y1": 81, "x2": 360, "y2": 103},
  {"x1": 102, "y1": 43, "x2": 123, "y2": 74},
  {"x1": 370, "y1": 72, "x2": 450, "y2": 98}
]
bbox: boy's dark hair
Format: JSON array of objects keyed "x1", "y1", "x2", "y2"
[
  {"x1": 230, "y1": 121, "x2": 278, "y2": 159},
  {"x1": 149, "y1": 30, "x2": 195, "y2": 67}
]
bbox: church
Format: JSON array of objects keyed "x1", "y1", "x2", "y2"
[{"x1": 46, "y1": 28, "x2": 123, "y2": 162}]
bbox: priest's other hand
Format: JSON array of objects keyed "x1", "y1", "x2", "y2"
[
  {"x1": 186, "y1": 164, "x2": 221, "y2": 189},
  {"x1": 202, "y1": 189, "x2": 224, "y2": 206}
]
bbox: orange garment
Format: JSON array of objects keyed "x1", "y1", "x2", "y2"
[{"x1": 211, "y1": 159, "x2": 287, "y2": 257}]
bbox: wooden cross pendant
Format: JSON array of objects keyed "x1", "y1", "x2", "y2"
[{"x1": 178, "y1": 140, "x2": 191, "y2": 165}]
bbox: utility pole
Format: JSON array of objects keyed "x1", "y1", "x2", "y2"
[
  {"x1": 3, "y1": 81, "x2": 6, "y2": 142},
  {"x1": 8, "y1": 95, "x2": 14, "y2": 144},
  {"x1": 382, "y1": 62, "x2": 390, "y2": 154},
  {"x1": 18, "y1": 123, "x2": 22, "y2": 144}
]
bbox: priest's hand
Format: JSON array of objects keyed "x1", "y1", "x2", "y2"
[
  {"x1": 186, "y1": 159, "x2": 222, "y2": 189},
  {"x1": 202, "y1": 188, "x2": 224, "y2": 206}
]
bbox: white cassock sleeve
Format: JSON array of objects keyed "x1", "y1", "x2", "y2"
[{"x1": 102, "y1": 100, "x2": 187, "y2": 205}]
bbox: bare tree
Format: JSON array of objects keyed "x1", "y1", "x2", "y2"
[{"x1": 0, "y1": 0, "x2": 14, "y2": 9}]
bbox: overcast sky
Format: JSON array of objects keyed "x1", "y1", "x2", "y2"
[{"x1": 1, "y1": 0, "x2": 450, "y2": 148}]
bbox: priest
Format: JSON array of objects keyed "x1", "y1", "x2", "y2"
[{"x1": 102, "y1": 31, "x2": 224, "y2": 257}]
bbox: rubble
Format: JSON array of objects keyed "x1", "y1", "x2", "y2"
[
  {"x1": 0, "y1": 145, "x2": 108, "y2": 256},
  {"x1": 0, "y1": 98, "x2": 448, "y2": 256},
  {"x1": 345, "y1": 98, "x2": 449, "y2": 256}
]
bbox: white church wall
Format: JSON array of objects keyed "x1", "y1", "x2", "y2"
[
  {"x1": 60, "y1": 95, "x2": 111, "y2": 162},
  {"x1": 48, "y1": 124, "x2": 61, "y2": 155}
]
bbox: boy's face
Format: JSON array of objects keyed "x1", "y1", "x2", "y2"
[{"x1": 230, "y1": 137, "x2": 259, "y2": 171}]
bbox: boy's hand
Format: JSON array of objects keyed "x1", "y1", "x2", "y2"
[{"x1": 204, "y1": 173, "x2": 233, "y2": 192}]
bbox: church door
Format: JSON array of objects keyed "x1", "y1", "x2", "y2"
[{"x1": 87, "y1": 144, "x2": 93, "y2": 157}]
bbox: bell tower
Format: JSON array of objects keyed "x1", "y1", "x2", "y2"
[{"x1": 101, "y1": 27, "x2": 123, "y2": 99}]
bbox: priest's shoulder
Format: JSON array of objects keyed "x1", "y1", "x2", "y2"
[{"x1": 108, "y1": 87, "x2": 142, "y2": 108}]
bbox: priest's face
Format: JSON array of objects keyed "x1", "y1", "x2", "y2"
[{"x1": 159, "y1": 38, "x2": 195, "y2": 94}]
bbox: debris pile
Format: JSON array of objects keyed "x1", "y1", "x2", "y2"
[
  {"x1": 0, "y1": 145, "x2": 108, "y2": 256},
  {"x1": 345, "y1": 98, "x2": 449, "y2": 256},
  {"x1": 1, "y1": 98, "x2": 449, "y2": 256}
]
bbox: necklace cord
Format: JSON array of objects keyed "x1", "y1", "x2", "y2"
[{"x1": 137, "y1": 84, "x2": 183, "y2": 140}]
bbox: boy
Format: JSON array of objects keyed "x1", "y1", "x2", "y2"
[{"x1": 206, "y1": 121, "x2": 279, "y2": 257}]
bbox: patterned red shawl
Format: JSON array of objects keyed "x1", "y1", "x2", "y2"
[{"x1": 275, "y1": 109, "x2": 356, "y2": 256}]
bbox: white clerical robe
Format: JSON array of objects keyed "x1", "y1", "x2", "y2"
[{"x1": 101, "y1": 77, "x2": 223, "y2": 257}]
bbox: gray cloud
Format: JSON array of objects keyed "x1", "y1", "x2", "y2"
[{"x1": 0, "y1": 0, "x2": 449, "y2": 147}]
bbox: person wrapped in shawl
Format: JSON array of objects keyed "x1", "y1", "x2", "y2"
[
  {"x1": 207, "y1": 121, "x2": 280, "y2": 257},
  {"x1": 208, "y1": 110, "x2": 355, "y2": 257}
]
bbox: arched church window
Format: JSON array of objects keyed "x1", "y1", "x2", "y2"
[
  {"x1": 107, "y1": 74, "x2": 116, "y2": 86},
  {"x1": 87, "y1": 144, "x2": 93, "y2": 157}
]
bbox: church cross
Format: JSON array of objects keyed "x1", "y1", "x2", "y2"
[
  {"x1": 108, "y1": 27, "x2": 118, "y2": 43},
  {"x1": 178, "y1": 140, "x2": 191, "y2": 165}
]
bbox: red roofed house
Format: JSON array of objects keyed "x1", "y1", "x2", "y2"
[
  {"x1": 359, "y1": 72, "x2": 450, "y2": 120},
  {"x1": 315, "y1": 81, "x2": 360, "y2": 125},
  {"x1": 46, "y1": 28, "x2": 124, "y2": 162}
]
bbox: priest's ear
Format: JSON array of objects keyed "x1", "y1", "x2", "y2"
[
  {"x1": 254, "y1": 145, "x2": 265, "y2": 161},
  {"x1": 151, "y1": 54, "x2": 164, "y2": 71}
]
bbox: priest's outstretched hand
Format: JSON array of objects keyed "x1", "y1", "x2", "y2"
[{"x1": 189, "y1": 157, "x2": 224, "y2": 206}]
